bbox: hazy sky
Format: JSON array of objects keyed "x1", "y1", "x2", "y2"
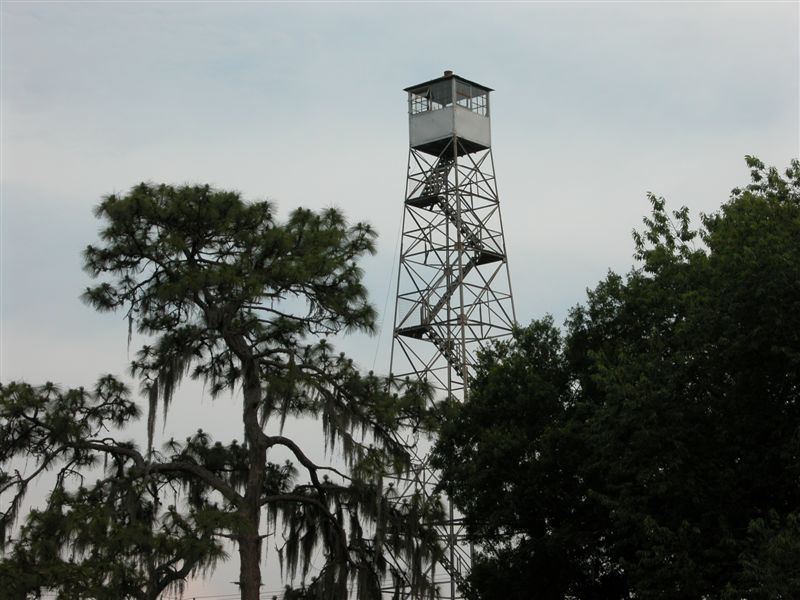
[{"x1": 1, "y1": 1, "x2": 798, "y2": 596}]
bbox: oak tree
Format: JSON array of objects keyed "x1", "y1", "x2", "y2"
[{"x1": 433, "y1": 157, "x2": 800, "y2": 599}]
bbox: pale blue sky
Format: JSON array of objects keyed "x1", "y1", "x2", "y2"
[{"x1": 1, "y1": 1, "x2": 798, "y2": 595}]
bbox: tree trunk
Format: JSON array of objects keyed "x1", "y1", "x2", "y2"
[
  {"x1": 241, "y1": 349, "x2": 267, "y2": 600},
  {"x1": 238, "y1": 437, "x2": 264, "y2": 600},
  {"x1": 238, "y1": 528, "x2": 263, "y2": 600},
  {"x1": 225, "y1": 332, "x2": 268, "y2": 600}
]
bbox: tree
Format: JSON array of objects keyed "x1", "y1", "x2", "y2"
[
  {"x1": 1, "y1": 184, "x2": 442, "y2": 599},
  {"x1": 1, "y1": 378, "x2": 226, "y2": 600},
  {"x1": 432, "y1": 157, "x2": 800, "y2": 599}
]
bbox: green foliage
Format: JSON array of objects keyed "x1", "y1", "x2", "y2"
[
  {"x1": 82, "y1": 184, "x2": 379, "y2": 441},
  {"x1": 2, "y1": 184, "x2": 442, "y2": 599},
  {"x1": 433, "y1": 157, "x2": 800, "y2": 599},
  {"x1": 737, "y1": 511, "x2": 800, "y2": 599},
  {"x1": 0, "y1": 379, "x2": 224, "y2": 600},
  {"x1": 1, "y1": 378, "x2": 139, "y2": 541}
]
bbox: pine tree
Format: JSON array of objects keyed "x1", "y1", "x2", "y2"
[{"x1": 1, "y1": 184, "x2": 443, "y2": 599}]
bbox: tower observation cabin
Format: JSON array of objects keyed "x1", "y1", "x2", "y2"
[{"x1": 406, "y1": 70, "x2": 492, "y2": 156}]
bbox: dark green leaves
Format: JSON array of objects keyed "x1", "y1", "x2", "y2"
[{"x1": 434, "y1": 157, "x2": 800, "y2": 599}]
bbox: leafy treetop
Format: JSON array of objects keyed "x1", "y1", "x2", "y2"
[{"x1": 433, "y1": 157, "x2": 800, "y2": 599}]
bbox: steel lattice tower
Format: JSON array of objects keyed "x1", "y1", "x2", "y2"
[{"x1": 388, "y1": 71, "x2": 515, "y2": 599}]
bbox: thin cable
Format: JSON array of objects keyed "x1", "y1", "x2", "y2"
[{"x1": 372, "y1": 216, "x2": 403, "y2": 372}]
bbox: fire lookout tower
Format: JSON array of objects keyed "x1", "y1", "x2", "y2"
[{"x1": 389, "y1": 71, "x2": 516, "y2": 597}]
